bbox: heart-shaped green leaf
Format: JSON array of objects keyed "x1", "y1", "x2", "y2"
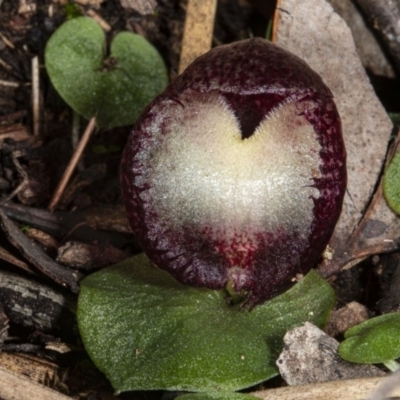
[
  {"x1": 45, "y1": 17, "x2": 168, "y2": 129},
  {"x1": 339, "y1": 312, "x2": 400, "y2": 364},
  {"x1": 77, "y1": 253, "x2": 334, "y2": 394}
]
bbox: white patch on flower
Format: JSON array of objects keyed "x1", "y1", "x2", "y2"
[{"x1": 142, "y1": 90, "x2": 322, "y2": 242}]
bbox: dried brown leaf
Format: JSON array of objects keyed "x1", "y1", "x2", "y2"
[{"x1": 274, "y1": 0, "x2": 395, "y2": 274}]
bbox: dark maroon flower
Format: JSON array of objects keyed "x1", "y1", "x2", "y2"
[{"x1": 120, "y1": 38, "x2": 346, "y2": 305}]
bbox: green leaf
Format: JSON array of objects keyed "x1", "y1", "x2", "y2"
[
  {"x1": 177, "y1": 392, "x2": 259, "y2": 400},
  {"x1": 77, "y1": 253, "x2": 334, "y2": 393},
  {"x1": 339, "y1": 312, "x2": 400, "y2": 364},
  {"x1": 63, "y1": 3, "x2": 82, "y2": 19},
  {"x1": 45, "y1": 17, "x2": 168, "y2": 129},
  {"x1": 383, "y1": 151, "x2": 400, "y2": 215}
]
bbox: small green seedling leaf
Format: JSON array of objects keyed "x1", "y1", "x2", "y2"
[
  {"x1": 63, "y1": 3, "x2": 82, "y2": 19},
  {"x1": 383, "y1": 152, "x2": 400, "y2": 215},
  {"x1": 177, "y1": 392, "x2": 259, "y2": 400},
  {"x1": 45, "y1": 17, "x2": 168, "y2": 129},
  {"x1": 77, "y1": 253, "x2": 334, "y2": 393},
  {"x1": 339, "y1": 312, "x2": 400, "y2": 364}
]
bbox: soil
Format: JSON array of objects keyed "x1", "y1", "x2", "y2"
[{"x1": 0, "y1": 0, "x2": 399, "y2": 399}]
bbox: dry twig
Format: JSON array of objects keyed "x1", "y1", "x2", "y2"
[
  {"x1": 0, "y1": 79, "x2": 21, "y2": 87},
  {"x1": 31, "y1": 56, "x2": 40, "y2": 136},
  {"x1": 179, "y1": 0, "x2": 217, "y2": 73},
  {"x1": 86, "y1": 9, "x2": 111, "y2": 31},
  {"x1": 48, "y1": 117, "x2": 96, "y2": 212},
  {"x1": 0, "y1": 32, "x2": 15, "y2": 49},
  {"x1": 252, "y1": 375, "x2": 400, "y2": 400}
]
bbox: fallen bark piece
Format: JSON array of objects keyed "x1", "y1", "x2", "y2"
[
  {"x1": 0, "y1": 244, "x2": 35, "y2": 273},
  {"x1": 0, "y1": 209, "x2": 83, "y2": 293},
  {"x1": 0, "y1": 269, "x2": 75, "y2": 332},
  {"x1": 274, "y1": 0, "x2": 394, "y2": 275},
  {"x1": 0, "y1": 123, "x2": 30, "y2": 142},
  {"x1": 325, "y1": 134, "x2": 400, "y2": 274},
  {"x1": 277, "y1": 322, "x2": 385, "y2": 385},
  {"x1": 56, "y1": 241, "x2": 126, "y2": 270},
  {"x1": 325, "y1": 301, "x2": 369, "y2": 337},
  {"x1": 0, "y1": 304, "x2": 9, "y2": 345},
  {"x1": 83, "y1": 204, "x2": 131, "y2": 233},
  {"x1": 0, "y1": 203, "x2": 131, "y2": 247},
  {"x1": 328, "y1": 0, "x2": 395, "y2": 77},
  {"x1": 354, "y1": 0, "x2": 400, "y2": 74}
]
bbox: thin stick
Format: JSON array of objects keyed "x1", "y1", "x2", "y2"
[
  {"x1": 86, "y1": 9, "x2": 111, "y2": 32},
  {"x1": 0, "y1": 79, "x2": 21, "y2": 87},
  {"x1": 251, "y1": 375, "x2": 400, "y2": 400},
  {"x1": 0, "y1": 32, "x2": 15, "y2": 49},
  {"x1": 178, "y1": 0, "x2": 217, "y2": 74},
  {"x1": 271, "y1": 0, "x2": 282, "y2": 43},
  {"x1": 0, "y1": 57, "x2": 12, "y2": 71},
  {"x1": 48, "y1": 117, "x2": 96, "y2": 212},
  {"x1": 31, "y1": 56, "x2": 40, "y2": 136},
  {"x1": 369, "y1": 367, "x2": 400, "y2": 400},
  {"x1": 0, "y1": 124, "x2": 29, "y2": 142}
]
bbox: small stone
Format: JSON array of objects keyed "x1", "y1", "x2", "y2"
[
  {"x1": 119, "y1": 0, "x2": 156, "y2": 14},
  {"x1": 325, "y1": 301, "x2": 369, "y2": 337},
  {"x1": 277, "y1": 322, "x2": 385, "y2": 385}
]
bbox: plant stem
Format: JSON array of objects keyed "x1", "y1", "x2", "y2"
[
  {"x1": 383, "y1": 359, "x2": 400, "y2": 372},
  {"x1": 225, "y1": 280, "x2": 245, "y2": 305}
]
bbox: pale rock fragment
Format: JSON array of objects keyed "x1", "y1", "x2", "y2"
[
  {"x1": 277, "y1": 322, "x2": 385, "y2": 385},
  {"x1": 275, "y1": 0, "x2": 395, "y2": 274}
]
